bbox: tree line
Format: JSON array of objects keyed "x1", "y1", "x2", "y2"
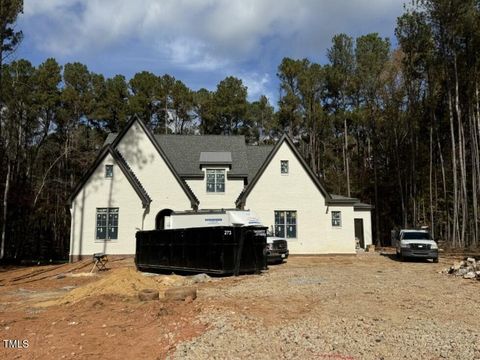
[{"x1": 1, "y1": 0, "x2": 479, "y2": 261}]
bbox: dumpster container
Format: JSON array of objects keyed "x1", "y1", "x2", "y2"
[{"x1": 135, "y1": 226, "x2": 267, "y2": 275}]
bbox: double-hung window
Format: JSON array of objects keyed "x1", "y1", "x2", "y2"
[
  {"x1": 96, "y1": 208, "x2": 119, "y2": 240},
  {"x1": 206, "y1": 169, "x2": 225, "y2": 193},
  {"x1": 332, "y1": 211, "x2": 342, "y2": 227},
  {"x1": 274, "y1": 210, "x2": 297, "y2": 238}
]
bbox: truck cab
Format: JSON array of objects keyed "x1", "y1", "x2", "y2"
[
  {"x1": 266, "y1": 234, "x2": 289, "y2": 264},
  {"x1": 396, "y1": 229, "x2": 438, "y2": 262}
]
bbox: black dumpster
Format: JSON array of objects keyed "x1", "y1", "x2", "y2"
[{"x1": 135, "y1": 226, "x2": 268, "y2": 275}]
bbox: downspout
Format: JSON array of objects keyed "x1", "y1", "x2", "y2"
[{"x1": 69, "y1": 202, "x2": 75, "y2": 263}]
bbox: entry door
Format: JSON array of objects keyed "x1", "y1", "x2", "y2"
[{"x1": 354, "y1": 219, "x2": 365, "y2": 249}]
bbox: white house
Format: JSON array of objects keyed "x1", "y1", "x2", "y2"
[{"x1": 68, "y1": 116, "x2": 372, "y2": 260}]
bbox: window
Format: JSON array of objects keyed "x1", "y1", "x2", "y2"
[
  {"x1": 332, "y1": 211, "x2": 342, "y2": 227},
  {"x1": 281, "y1": 160, "x2": 289, "y2": 174},
  {"x1": 206, "y1": 169, "x2": 225, "y2": 193},
  {"x1": 96, "y1": 208, "x2": 119, "y2": 240},
  {"x1": 105, "y1": 164, "x2": 113, "y2": 178},
  {"x1": 275, "y1": 210, "x2": 297, "y2": 238}
]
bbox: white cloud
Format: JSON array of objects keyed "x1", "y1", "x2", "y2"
[
  {"x1": 240, "y1": 72, "x2": 273, "y2": 102},
  {"x1": 162, "y1": 37, "x2": 228, "y2": 71},
  {"x1": 22, "y1": 0, "x2": 403, "y2": 68}
]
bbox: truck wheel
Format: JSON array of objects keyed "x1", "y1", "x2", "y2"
[{"x1": 433, "y1": 257, "x2": 439, "y2": 263}]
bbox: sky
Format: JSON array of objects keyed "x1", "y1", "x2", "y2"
[{"x1": 18, "y1": 0, "x2": 405, "y2": 103}]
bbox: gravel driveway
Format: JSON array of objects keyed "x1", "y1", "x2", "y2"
[{"x1": 172, "y1": 253, "x2": 480, "y2": 360}]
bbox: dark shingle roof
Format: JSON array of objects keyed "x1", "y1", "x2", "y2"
[
  {"x1": 156, "y1": 135, "x2": 249, "y2": 177},
  {"x1": 104, "y1": 133, "x2": 271, "y2": 181},
  {"x1": 245, "y1": 145, "x2": 274, "y2": 181}
]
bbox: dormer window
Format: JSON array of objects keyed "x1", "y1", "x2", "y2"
[
  {"x1": 105, "y1": 164, "x2": 113, "y2": 178},
  {"x1": 281, "y1": 160, "x2": 289, "y2": 174},
  {"x1": 206, "y1": 169, "x2": 225, "y2": 193}
]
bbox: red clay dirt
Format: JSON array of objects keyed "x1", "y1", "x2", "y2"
[{"x1": 0, "y1": 258, "x2": 207, "y2": 360}]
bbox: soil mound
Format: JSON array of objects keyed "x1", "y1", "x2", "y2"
[{"x1": 39, "y1": 268, "x2": 187, "y2": 306}]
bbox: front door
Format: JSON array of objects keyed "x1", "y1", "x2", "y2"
[{"x1": 354, "y1": 218, "x2": 365, "y2": 249}]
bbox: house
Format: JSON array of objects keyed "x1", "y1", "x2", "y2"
[{"x1": 68, "y1": 116, "x2": 372, "y2": 260}]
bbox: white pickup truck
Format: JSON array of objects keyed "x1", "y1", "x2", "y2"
[{"x1": 395, "y1": 229, "x2": 438, "y2": 263}]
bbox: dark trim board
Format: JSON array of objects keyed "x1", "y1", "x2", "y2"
[
  {"x1": 67, "y1": 145, "x2": 152, "y2": 208},
  {"x1": 354, "y1": 202, "x2": 374, "y2": 210}
]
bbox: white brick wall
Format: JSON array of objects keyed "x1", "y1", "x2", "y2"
[
  {"x1": 115, "y1": 120, "x2": 192, "y2": 229},
  {"x1": 244, "y1": 141, "x2": 356, "y2": 254},
  {"x1": 69, "y1": 153, "x2": 145, "y2": 256}
]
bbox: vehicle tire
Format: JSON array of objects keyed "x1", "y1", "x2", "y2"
[
  {"x1": 399, "y1": 253, "x2": 405, "y2": 262},
  {"x1": 433, "y1": 257, "x2": 439, "y2": 263}
]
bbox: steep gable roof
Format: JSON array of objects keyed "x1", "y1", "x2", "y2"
[
  {"x1": 110, "y1": 116, "x2": 199, "y2": 208},
  {"x1": 236, "y1": 134, "x2": 332, "y2": 208},
  {"x1": 68, "y1": 145, "x2": 152, "y2": 208}
]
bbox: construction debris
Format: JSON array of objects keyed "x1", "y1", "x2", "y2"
[
  {"x1": 442, "y1": 258, "x2": 480, "y2": 280},
  {"x1": 164, "y1": 286, "x2": 197, "y2": 301},
  {"x1": 138, "y1": 288, "x2": 160, "y2": 301}
]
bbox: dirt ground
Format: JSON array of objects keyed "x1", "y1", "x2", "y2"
[{"x1": 0, "y1": 252, "x2": 478, "y2": 360}]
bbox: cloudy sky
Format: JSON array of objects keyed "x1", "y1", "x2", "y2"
[{"x1": 18, "y1": 0, "x2": 405, "y2": 103}]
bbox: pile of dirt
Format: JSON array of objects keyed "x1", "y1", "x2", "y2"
[
  {"x1": 38, "y1": 268, "x2": 187, "y2": 306},
  {"x1": 442, "y1": 257, "x2": 480, "y2": 280}
]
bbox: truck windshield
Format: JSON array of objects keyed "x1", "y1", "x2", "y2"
[{"x1": 402, "y1": 232, "x2": 431, "y2": 240}]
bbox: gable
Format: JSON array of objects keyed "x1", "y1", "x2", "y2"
[
  {"x1": 237, "y1": 135, "x2": 331, "y2": 207},
  {"x1": 112, "y1": 116, "x2": 199, "y2": 208},
  {"x1": 68, "y1": 145, "x2": 151, "y2": 208}
]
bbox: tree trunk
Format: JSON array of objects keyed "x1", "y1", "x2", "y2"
[
  {"x1": 437, "y1": 132, "x2": 449, "y2": 242},
  {"x1": 1, "y1": 160, "x2": 11, "y2": 260},
  {"x1": 344, "y1": 118, "x2": 350, "y2": 197},
  {"x1": 448, "y1": 91, "x2": 458, "y2": 247},
  {"x1": 429, "y1": 127, "x2": 434, "y2": 239}
]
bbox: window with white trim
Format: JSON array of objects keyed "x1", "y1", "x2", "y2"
[
  {"x1": 332, "y1": 211, "x2": 342, "y2": 227},
  {"x1": 105, "y1": 164, "x2": 113, "y2": 178},
  {"x1": 206, "y1": 169, "x2": 225, "y2": 193},
  {"x1": 96, "y1": 208, "x2": 119, "y2": 240},
  {"x1": 274, "y1": 210, "x2": 297, "y2": 238},
  {"x1": 281, "y1": 160, "x2": 289, "y2": 174}
]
